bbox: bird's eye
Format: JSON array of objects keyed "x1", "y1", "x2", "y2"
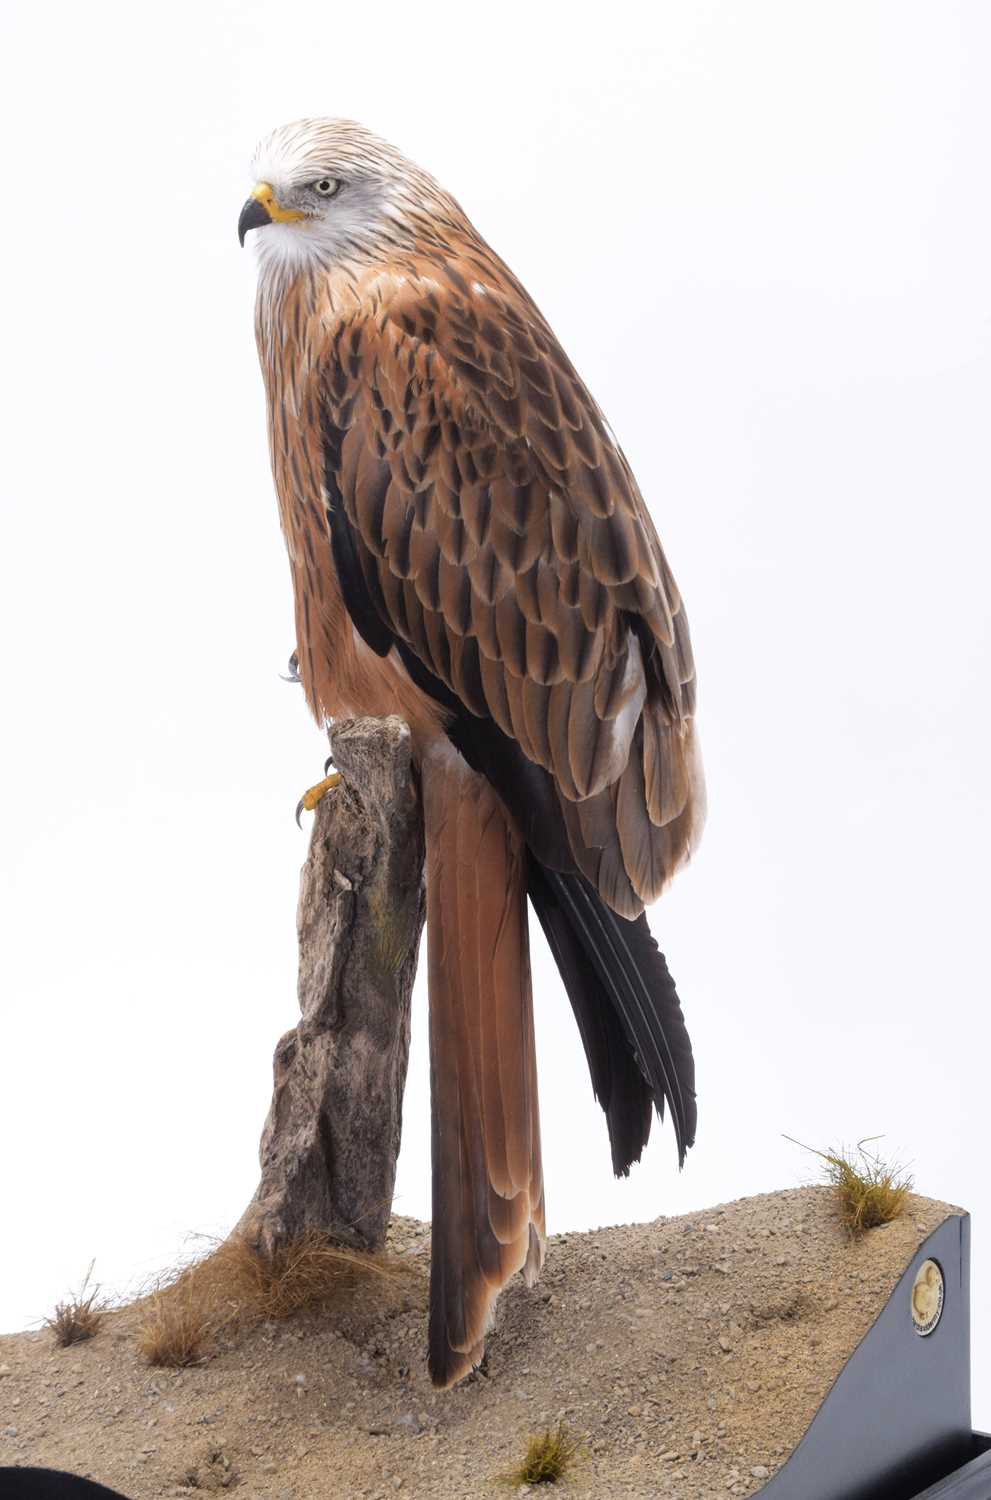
[{"x1": 313, "y1": 178, "x2": 340, "y2": 197}]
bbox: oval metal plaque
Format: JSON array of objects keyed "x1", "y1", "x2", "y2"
[{"x1": 911, "y1": 1258, "x2": 945, "y2": 1337}]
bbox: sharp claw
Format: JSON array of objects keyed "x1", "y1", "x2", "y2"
[
  {"x1": 280, "y1": 650, "x2": 301, "y2": 684},
  {"x1": 295, "y1": 771, "x2": 342, "y2": 827},
  {"x1": 323, "y1": 756, "x2": 335, "y2": 776}
]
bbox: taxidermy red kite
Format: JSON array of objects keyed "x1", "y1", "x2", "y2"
[{"x1": 239, "y1": 119, "x2": 705, "y2": 1386}]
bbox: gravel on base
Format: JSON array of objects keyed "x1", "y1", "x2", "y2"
[{"x1": 0, "y1": 1187, "x2": 959, "y2": 1499}]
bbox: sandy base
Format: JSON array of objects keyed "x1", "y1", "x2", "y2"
[{"x1": 0, "y1": 1187, "x2": 958, "y2": 1499}]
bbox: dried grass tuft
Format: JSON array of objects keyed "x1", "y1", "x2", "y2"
[
  {"x1": 137, "y1": 1280, "x2": 215, "y2": 1368},
  {"x1": 135, "y1": 1228, "x2": 402, "y2": 1366},
  {"x1": 787, "y1": 1135, "x2": 913, "y2": 1237},
  {"x1": 45, "y1": 1262, "x2": 105, "y2": 1347},
  {"x1": 500, "y1": 1424, "x2": 585, "y2": 1486},
  {"x1": 210, "y1": 1229, "x2": 399, "y2": 1321}
]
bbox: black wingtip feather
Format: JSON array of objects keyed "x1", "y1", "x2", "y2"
[
  {"x1": 528, "y1": 857, "x2": 654, "y2": 1175},
  {"x1": 528, "y1": 858, "x2": 696, "y2": 1165}
]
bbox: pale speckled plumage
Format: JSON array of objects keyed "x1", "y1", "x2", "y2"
[
  {"x1": 250, "y1": 118, "x2": 466, "y2": 284},
  {"x1": 243, "y1": 118, "x2": 703, "y2": 1386}
]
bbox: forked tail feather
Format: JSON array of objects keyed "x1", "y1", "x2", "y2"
[{"x1": 423, "y1": 749, "x2": 545, "y2": 1387}]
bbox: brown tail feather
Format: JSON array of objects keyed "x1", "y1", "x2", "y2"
[{"x1": 423, "y1": 746, "x2": 545, "y2": 1387}]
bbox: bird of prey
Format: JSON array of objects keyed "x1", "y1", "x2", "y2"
[{"x1": 239, "y1": 119, "x2": 705, "y2": 1387}]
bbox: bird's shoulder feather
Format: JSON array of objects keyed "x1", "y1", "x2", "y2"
[{"x1": 315, "y1": 250, "x2": 702, "y2": 912}]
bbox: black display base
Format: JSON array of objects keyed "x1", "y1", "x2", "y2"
[
  {"x1": 912, "y1": 1436, "x2": 991, "y2": 1499},
  {"x1": 756, "y1": 1214, "x2": 987, "y2": 1499}
]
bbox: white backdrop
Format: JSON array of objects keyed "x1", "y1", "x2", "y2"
[{"x1": 2, "y1": 0, "x2": 989, "y2": 1422}]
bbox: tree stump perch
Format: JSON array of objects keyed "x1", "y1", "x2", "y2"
[{"x1": 236, "y1": 716, "x2": 425, "y2": 1258}]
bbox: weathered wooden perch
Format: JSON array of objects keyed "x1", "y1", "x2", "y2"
[{"x1": 236, "y1": 716, "x2": 425, "y2": 1257}]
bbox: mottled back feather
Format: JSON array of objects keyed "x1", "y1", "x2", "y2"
[{"x1": 268, "y1": 238, "x2": 704, "y2": 917}]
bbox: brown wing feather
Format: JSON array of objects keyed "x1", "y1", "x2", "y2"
[
  {"x1": 326, "y1": 245, "x2": 704, "y2": 914},
  {"x1": 423, "y1": 749, "x2": 544, "y2": 1387}
]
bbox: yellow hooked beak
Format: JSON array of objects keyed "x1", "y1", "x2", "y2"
[{"x1": 238, "y1": 182, "x2": 306, "y2": 245}]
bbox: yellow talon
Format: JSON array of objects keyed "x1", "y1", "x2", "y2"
[
  {"x1": 302, "y1": 771, "x2": 341, "y2": 810},
  {"x1": 295, "y1": 771, "x2": 341, "y2": 826}
]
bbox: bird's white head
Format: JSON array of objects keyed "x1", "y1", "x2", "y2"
[{"x1": 239, "y1": 118, "x2": 461, "y2": 278}]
